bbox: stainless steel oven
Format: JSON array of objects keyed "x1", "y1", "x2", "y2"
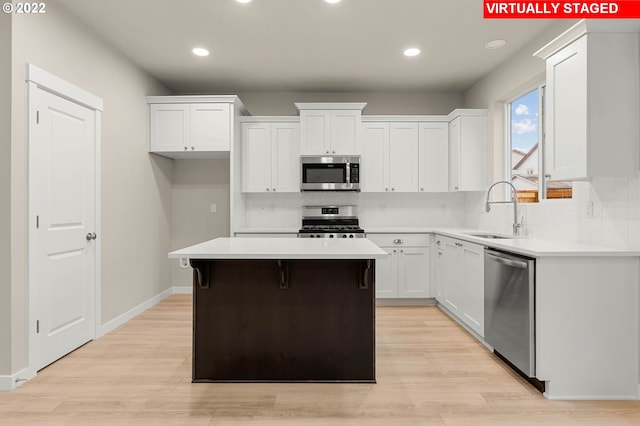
[{"x1": 300, "y1": 155, "x2": 360, "y2": 191}]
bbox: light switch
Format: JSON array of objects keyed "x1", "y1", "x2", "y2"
[{"x1": 210, "y1": 203, "x2": 217, "y2": 213}]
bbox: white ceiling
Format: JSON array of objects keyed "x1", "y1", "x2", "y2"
[{"x1": 58, "y1": 0, "x2": 557, "y2": 94}]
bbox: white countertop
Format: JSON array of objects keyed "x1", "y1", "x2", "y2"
[
  {"x1": 169, "y1": 237, "x2": 388, "y2": 260},
  {"x1": 433, "y1": 229, "x2": 640, "y2": 257}
]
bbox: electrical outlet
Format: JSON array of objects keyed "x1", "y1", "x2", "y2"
[
  {"x1": 585, "y1": 201, "x2": 593, "y2": 218},
  {"x1": 179, "y1": 258, "x2": 189, "y2": 269},
  {"x1": 210, "y1": 203, "x2": 217, "y2": 213}
]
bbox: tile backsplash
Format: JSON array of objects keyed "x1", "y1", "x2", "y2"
[
  {"x1": 466, "y1": 176, "x2": 640, "y2": 250},
  {"x1": 243, "y1": 176, "x2": 640, "y2": 250}
]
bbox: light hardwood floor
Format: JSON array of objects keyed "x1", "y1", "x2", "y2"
[{"x1": 1, "y1": 294, "x2": 639, "y2": 425}]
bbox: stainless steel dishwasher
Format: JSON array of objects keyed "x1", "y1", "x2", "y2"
[{"x1": 484, "y1": 248, "x2": 536, "y2": 377}]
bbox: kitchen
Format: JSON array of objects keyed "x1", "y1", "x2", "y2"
[{"x1": 3, "y1": 0, "x2": 640, "y2": 423}]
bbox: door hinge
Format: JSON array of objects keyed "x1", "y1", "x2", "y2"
[
  {"x1": 36, "y1": 111, "x2": 39, "y2": 124},
  {"x1": 36, "y1": 320, "x2": 40, "y2": 334}
]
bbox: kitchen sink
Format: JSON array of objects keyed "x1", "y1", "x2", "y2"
[{"x1": 465, "y1": 233, "x2": 513, "y2": 239}]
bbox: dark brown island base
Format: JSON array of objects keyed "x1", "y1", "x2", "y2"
[{"x1": 169, "y1": 237, "x2": 387, "y2": 383}]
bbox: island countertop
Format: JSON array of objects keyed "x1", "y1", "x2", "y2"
[{"x1": 169, "y1": 237, "x2": 388, "y2": 260}]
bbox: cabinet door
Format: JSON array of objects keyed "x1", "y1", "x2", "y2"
[
  {"x1": 191, "y1": 103, "x2": 231, "y2": 151},
  {"x1": 448, "y1": 117, "x2": 461, "y2": 191},
  {"x1": 398, "y1": 247, "x2": 430, "y2": 298},
  {"x1": 149, "y1": 104, "x2": 189, "y2": 152},
  {"x1": 300, "y1": 110, "x2": 331, "y2": 155},
  {"x1": 331, "y1": 110, "x2": 361, "y2": 155},
  {"x1": 375, "y1": 247, "x2": 398, "y2": 298},
  {"x1": 458, "y1": 115, "x2": 486, "y2": 191},
  {"x1": 443, "y1": 238, "x2": 463, "y2": 315},
  {"x1": 360, "y1": 122, "x2": 389, "y2": 192},
  {"x1": 434, "y1": 238, "x2": 445, "y2": 303},
  {"x1": 546, "y1": 35, "x2": 588, "y2": 181},
  {"x1": 462, "y1": 243, "x2": 484, "y2": 336},
  {"x1": 419, "y1": 122, "x2": 448, "y2": 192},
  {"x1": 271, "y1": 123, "x2": 300, "y2": 193},
  {"x1": 389, "y1": 122, "x2": 419, "y2": 192},
  {"x1": 242, "y1": 123, "x2": 272, "y2": 192}
]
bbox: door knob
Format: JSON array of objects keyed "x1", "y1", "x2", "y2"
[{"x1": 86, "y1": 233, "x2": 97, "y2": 241}]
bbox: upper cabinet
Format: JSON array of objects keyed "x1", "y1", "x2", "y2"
[
  {"x1": 534, "y1": 20, "x2": 640, "y2": 181},
  {"x1": 448, "y1": 109, "x2": 487, "y2": 192},
  {"x1": 361, "y1": 121, "x2": 420, "y2": 192},
  {"x1": 296, "y1": 103, "x2": 366, "y2": 155},
  {"x1": 147, "y1": 95, "x2": 247, "y2": 159},
  {"x1": 419, "y1": 122, "x2": 449, "y2": 192},
  {"x1": 242, "y1": 119, "x2": 300, "y2": 193}
]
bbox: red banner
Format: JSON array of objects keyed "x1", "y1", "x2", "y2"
[{"x1": 484, "y1": 1, "x2": 640, "y2": 18}]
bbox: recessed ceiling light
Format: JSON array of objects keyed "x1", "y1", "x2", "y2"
[
  {"x1": 485, "y1": 39, "x2": 507, "y2": 49},
  {"x1": 403, "y1": 47, "x2": 421, "y2": 57},
  {"x1": 192, "y1": 47, "x2": 210, "y2": 57},
  {"x1": 235, "y1": 0, "x2": 252, "y2": 3},
  {"x1": 325, "y1": 0, "x2": 342, "y2": 4}
]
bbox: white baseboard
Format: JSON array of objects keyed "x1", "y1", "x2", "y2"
[
  {"x1": 0, "y1": 367, "x2": 36, "y2": 392},
  {"x1": 376, "y1": 298, "x2": 436, "y2": 307},
  {"x1": 98, "y1": 286, "x2": 189, "y2": 337}
]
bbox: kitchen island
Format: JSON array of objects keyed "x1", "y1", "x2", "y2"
[{"x1": 169, "y1": 237, "x2": 387, "y2": 383}]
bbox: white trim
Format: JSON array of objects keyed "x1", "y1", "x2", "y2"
[
  {"x1": 172, "y1": 286, "x2": 193, "y2": 295},
  {"x1": 26, "y1": 64, "x2": 103, "y2": 111},
  {"x1": 238, "y1": 116, "x2": 300, "y2": 123},
  {"x1": 27, "y1": 66, "x2": 103, "y2": 375},
  {"x1": 543, "y1": 392, "x2": 639, "y2": 401},
  {"x1": 98, "y1": 288, "x2": 174, "y2": 337},
  {"x1": 146, "y1": 95, "x2": 248, "y2": 115},
  {"x1": 295, "y1": 102, "x2": 367, "y2": 111},
  {"x1": 376, "y1": 298, "x2": 436, "y2": 307},
  {"x1": 362, "y1": 115, "x2": 447, "y2": 122},
  {"x1": 0, "y1": 368, "x2": 36, "y2": 392}
]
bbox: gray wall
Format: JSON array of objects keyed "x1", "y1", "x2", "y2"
[
  {"x1": 171, "y1": 160, "x2": 230, "y2": 287},
  {"x1": 464, "y1": 20, "x2": 578, "y2": 184},
  {"x1": 6, "y1": 1, "x2": 172, "y2": 375},
  {"x1": 0, "y1": 12, "x2": 11, "y2": 376}
]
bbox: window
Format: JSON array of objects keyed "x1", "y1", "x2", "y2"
[{"x1": 507, "y1": 85, "x2": 571, "y2": 203}]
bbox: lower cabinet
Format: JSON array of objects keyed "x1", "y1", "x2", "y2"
[
  {"x1": 367, "y1": 234, "x2": 430, "y2": 299},
  {"x1": 435, "y1": 235, "x2": 484, "y2": 336}
]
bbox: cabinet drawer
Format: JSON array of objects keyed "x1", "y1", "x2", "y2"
[{"x1": 367, "y1": 233, "x2": 430, "y2": 247}]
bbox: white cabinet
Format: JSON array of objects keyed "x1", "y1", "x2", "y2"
[
  {"x1": 296, "y1": 103, "x2": 366, "y2": 155},
  {"x1": 534, "y1": 22, "x2": 640, "y2": 181},
  {"x1": 447, "y1": 110, "x2": 486, "y2": 192},
  {"x1": 419, "y1": 122, "x2": 449, "y2": 192},
  {"x1": 147, "y1": 96, "x2": 246, "y2": 159},
  {"x1": 361, "y1": 122, "x2": 419, "y2": 192},
  {"x1": 242, "y1": 121, "x2": 300, "y2": 193},
  {"x1": 367, "y1": 234, "x2": 430, "y2": 299},
  {"x1": 436, "y1": 235, "x2": 484, "y2": 336}
]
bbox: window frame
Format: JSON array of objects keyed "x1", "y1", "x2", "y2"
[{"x1": 505, "y1": 81, "x2": 553, "y2": 203}]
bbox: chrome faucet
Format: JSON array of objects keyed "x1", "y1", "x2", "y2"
[{"x1": 485, "y1": 180, "x2": 522, "y2": 236}]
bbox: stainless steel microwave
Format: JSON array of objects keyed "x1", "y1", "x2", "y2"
[{"x1": 300, "y1": 156, "x2": 360, "y2": 191}]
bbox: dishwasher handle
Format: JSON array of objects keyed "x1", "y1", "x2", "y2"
[{"x1": 486, "y1": 251, "x2": 528, "y2": 269}]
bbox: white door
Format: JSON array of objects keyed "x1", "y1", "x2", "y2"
[
  {"x1": 31, "y1": 87, "x2": 98, "y2": 371},
  {"x1": 398, "y1": 247, "x2": 430, "y2": 298},
  {"x1": 149, "y1": 104, "x2": 188, "y2": 152},
  {"x1": 331, "y1": 110, "x2": 361, "y2": 155},
  {"x1": 271, "y1": 123, "x2": 300, "y2": 192},
  {"x1": 242, "y1": 123, "x2": 272, "y2": 192},
  {"x1": 419, "y1": 122, "x2": 449, "y2": 192},
  {"x1": 448, "y1": 117, "x2": 461, "y2": 191},
  {"x1": 375, "y1": 247, "x2": 398, "y2": 298},
  {"x1": 300, "y1": 110, "x2": 330, "y2": 155},
  {"x1": 389, "y1": 122, "x2": 419, "y2": 192},
  {"x1": 191, "y1": 103, "x2": 230, "y2": 151},
  {"x1": 360, "y1": 122, "x2": 389, "y2": 192}
]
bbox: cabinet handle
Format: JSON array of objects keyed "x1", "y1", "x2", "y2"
[
  {"x1": 272, "y1": 188, "x2": 276, "y2": 192},
  {"x1": 393, "y1": 239, "x2": 403, "y2": 244},
  {"x1": 391, "y1": 188, "x2": 395, "y2": 191},
  {"x1": 420, "y1": 188, "x2": 424, "y2": 191},
  {"x1": 454, "y1": 186, "x2": 459, "y2": 190},
  {"x1": 385, "y1": 188, "x2": 389, "y2": 192},
  {"x1": 326, "y1": 150, "x2": 330, "y2": 154},
  {"x1": 455, "y1": 242, "x2": 463, "y2": 247},
  {"x1": 393, "y1": 249, "x2": 397, "y2": 253},
  {"x1": 184, "y1": 146, "x2": 188, "y2": 151},
  {"x1": 332, "y1": 150, "x2": 335, "y2": 154},
  {"x1": 400, "y1": 249, "x2": 404, "y2": 253},
  {"x1": 266, "y1": 188, "x2": 270, "y2": 192},
  {"x1": 545, "y1": 174, "x2": 551, "y2": 179},
  {"x1": 191, "y1": 146, "x2": 195, "y2": 151},
  {"x1": 436, "y1": 240, "x2": 441, "y2": 245}
]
